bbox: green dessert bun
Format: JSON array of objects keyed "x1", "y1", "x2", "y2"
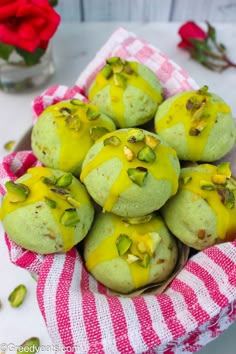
[
  {"x1": 154, "y1": 86, "x2": 236, "y2": 162},
  {"x1": 80, "y1": 128, "x2": 180, "y2": 217},
  {"x1": 31, "y1": 99, "x2": 116, "y2": 177},
  {"x1": 88, "y1": 56, "x2": 164, "y2": 128},
  {"x1": 161, "y1": 162, "x2": 236, "y2": 250},
  {"x1": 83, "y1": 212, "x2": 178, "y2": 294},
  {"x1": 0, "y1": 167, "x2": 94, "y2": 254}
]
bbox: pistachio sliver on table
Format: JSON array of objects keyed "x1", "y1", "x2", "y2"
[{"x1": 8, "y1": 284, "x2": 27, "y2": 307}]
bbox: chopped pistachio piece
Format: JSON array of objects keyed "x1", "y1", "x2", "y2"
[
  {"x1": 139, "y1": 253, "x2": 150, "y2": 268},
  {"x1": 51, "y1": 187, "x2": 69, "y2": 196},
  {"x1": 8, "y1": 284, "x2": 27, "y2": 307},
  {"x1": 60, "y1": 208, "x2": 80, "y2": 227},
  {"x1": 200, "y1": 180, "x2": 216, "y2": 191},
  {"x1": 116, "y1": 234, "x2": 132, "y2": 256},
  {"x1": 70, "y1": 99, "x2": 86, "y2": 106},
  {"x1": 137, "y1": 146, "x2": 156, "y2": 163},
  {"x1": 124, "y1": 63, "x2": 134, "y2": 75},
  {"x1": 106, "y1": 56, "x2": 121, "y2": 65},
  {"x1": 127, "y1": 129, "x2": 145, "y2": 143},
  {"x1": 122, "y1": 214, "x2": 153, "y2": 224},
  {"x1": 4, "y1": 140, "x2": 15, "y2": 151},
  {"x1": 224, "y1": 194, "x2": 235, "y2": 209},
  {"x1": 197, "y1": 85, "x2": 209, "y2": 95},
  {"x1": 124, "y1": 145, "x2": 135, "y2": 162},
  {"x1": 144, "y1": 135, "x2": 160, "y2": 149},
  {"x1": 67, "y1": 196, "x2": 81, "y2": 208},
  {"x1": 191, "y1": 100, "x2": 206, "y2": 121},
  {"x1": 186, "y1": 96, "x2": 198, "y2": 111},
  {"x1": 217, "y1": 188, "x2": 235, "y2": 209},
  {"x1": 216, "y1": 162, "x2": 231, "y2": 178},
  {"x1": 101, "y1": 64, "x2": 112, "y2": 79},
  {"x1": 103, "y1": 135, "x2": 121, "y2": 146},
  {"x1": 59, "y1": 107, "x2": 72, "y2": 116},
  {"x1": 226, "y1": 178, "x2": 236, "y2": 191},
  {"x1": 112, "y1": 62, "x2": 124, "y2": 73},
  {"x1": 87, "y1": 107, "x2": 101, "y2": 120},
  {"x1": 149, "y1": 232, "x2": 162, "y2": 254},
  {"x1": 17, "y1": 337, "x2": 40, "y2": 354},
  {"x1": 126, "y1": 254, "x2": 139, "y2": 264},
  {"x1": 211, "y1": 174, "x2": 227, "y2": 185},
  {"x1": 41, "y1": 176, "x2": 56, "y2": 186},
  {"x1": 190, "y1": 119, "x2": 206, "y2": 134},
  {"x1": 90, "y1": 126, "x2": 109, "y2": 141},
  {"x1": 181, "y1": 176, "x2": 192, "y2": 185},
  {"x1": 5, "y1": 181, "x2": 30, "y2": 203},
  {"x1": 113, "y1": 73, "x2": 127, "y2": 88},
  {"x1": 45, "y1": 197, "x2": 57, "y2": 209},
  {"x1": 127, "y1": 167, "x2": 148, "y2": 187},
  {"x1": 55, "y1": 173, "x2": 73, "y2": 188},
  {"x1": 65, "y1": 115, "x2": 80, "y2": 131},
  {"x1": 137, "y1": 241, "x2": 147, "y2": 253},
  {"x1": 189, "y1": 123, "x2": 205, "y2": 136}
]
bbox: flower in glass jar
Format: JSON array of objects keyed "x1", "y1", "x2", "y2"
[
  {"x1": 178, "y1": 21, "x2": 236, "y2": 72},
  {"x1": 0, "y1": 0, "x2": 61, "y2": 65}
]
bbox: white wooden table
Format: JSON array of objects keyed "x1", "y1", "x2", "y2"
[{"x1": 0, "y1": 22, "x2": 236, "y2": 354}]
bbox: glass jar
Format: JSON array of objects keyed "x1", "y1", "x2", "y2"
[{"x1": 0, "y1": 44, "x2": 55, "y2": 93}]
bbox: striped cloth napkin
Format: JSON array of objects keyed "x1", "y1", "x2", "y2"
[{"x1": 0, "y1": 27, "x2": 236, "y2": 354}]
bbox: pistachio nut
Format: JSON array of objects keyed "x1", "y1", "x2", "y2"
[
  {"x1": 17, "y1": 337, "x2": 40, "y2": 354},
  {"x1": 137, "y1": 146, "x2": 156, "y2": 163},
  {"x1": 90, "y1": 126, "x2": 109, "y2": 141},
  {"x1": 60, "y1": 208, "x2": 80, "y2": 227},
  {"x1": 8, "y1": 284, "x2": 27, "y2": 307},
  {"x1": 127, "y1": 167, "x2": 148, "y2": 187},
  {"x1": 200, "y1": 180, "x2": 216, "y2": 191},
  {"x1": 5, "y1": 181, "x2": 30, "y2": 203},
  {"x1": 55, "y1": 173, "x2": 73, "y2": 188},
  {"x1": 45, "y1": 197, "x2": 57, "y2": 209},
  {"x1": 123, "y1": 145, "x2": 135, "y2": 162},
  {"x1": 127, "y1": 129, "x2": 145, "y2": 143},
  {"x1": 116, "y1": 234, "x2": 132, "y2": 256},
  {"x1": 103, "y1": 136, "x2": 121, "y2": 146}
]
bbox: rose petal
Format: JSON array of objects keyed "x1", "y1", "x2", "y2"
[
  {"x1": 178, "y1": 39, "x2": 193, "y2": 49},
  {"x1": 0, "y1": 25, "x2": 18, "y2": 47},
  {"x1": 18, "y1": 22, "x2": 36, "y2": 40},
  {"x1": 178, "y1": 21, "x2": 207, "y2": 44},
  {"x1": 0, "y1": 0, "x2": 60, "y2": 52},
  {"x1": 0, "y1": 2, "x2": 19, "y2": 21}
]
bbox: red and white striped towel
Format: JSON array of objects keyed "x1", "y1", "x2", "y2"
[{"x1": 1, "y1": 27, "x2": 236, "y2": 354}]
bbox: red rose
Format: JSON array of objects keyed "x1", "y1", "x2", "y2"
[
  {"x1": 0, "y1": 0, "x2": 61, "y2": 52},
  {"x1": 178, "y1": 21, "x2": 207, "y2": 49},
  {"x1": 177, "y1": 21, "x2": 236, "y2": 72}
]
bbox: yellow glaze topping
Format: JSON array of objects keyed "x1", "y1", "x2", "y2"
[
  {"x1": 155, "y1": 91, "x2": 231, "y2": 160},
  {"x1": 43, "y1": 100, "x2": 115, "y2": 174},
  {"x1": 180, "y1": 164, "x2": 236, "y2": 240},
  {"x1": 80, "y1": 130, "x2": 179, "y2": 212},
  {"x1": 86, "y1": 214, "x2": 165, "y2": 289},
  {"x1": 1, "y1": 167, "x2": 90, "y2": 251},
  {"x1": 88, "y1": 61, "x2": 163, "y2": 127}
]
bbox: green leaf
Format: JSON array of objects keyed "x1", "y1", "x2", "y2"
[
  {"x1": 0, "y1": 42, "x2": 14, "y2": 61},
  {"x1": 15, "y1": 47, "x2": 46, "y2": 66},
  {"x1": 206, "y1": 22, "x2": 216, "y2": 42},
  {"x1": 218, "y1": 43, "x2": 226, "y2": 54},
  {"x1": 49, "y1": 0, "x2": 58, "y2": 6},
  {"x1": 190, "y1": 38, "x2": 209, "y2": 51}
]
